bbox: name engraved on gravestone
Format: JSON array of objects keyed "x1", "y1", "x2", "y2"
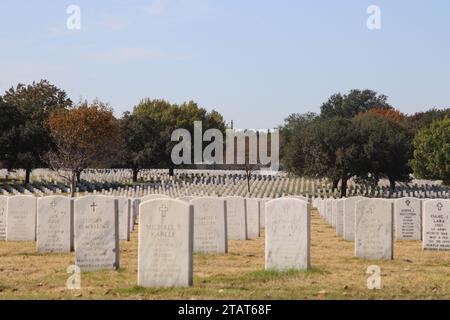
[
  {"x1": 423, "y1": 200, "x2": 450, "y2": 251},
  {"x1": 6, "y1": 195, "x2": 37, "y2": 241},
  {"x1": 190, "y1": 197, "x2": 227, "y2": 254},
  {"x1": 394, "y1": 197, "x2": 421, "y2": 240},
  {"x1": 74, "y1": 196, "x2": 119, "y2": 272},
  {"x1": 37, "y1": 196, "x2": 72, "y2": 253},
  {"x1": 138, "y1": 199, "x2": 193, "y2": 287}
]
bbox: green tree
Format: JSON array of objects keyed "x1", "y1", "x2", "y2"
[
  {"x1": 321, "y1": 89, "x2": 392, "y2": 119},
  {"x1": 0, "y1": 99, "x2": 22, "y2": 169},
  {"x1": 1, "y1": 80, "x2": 72, "y2": 184},
  {"x1": 282, "y1": 116, "x2": 365, "y2": 197},
  {"x1": 132, "y1": 99, "x2": 226, "y2": 176},
  {"x1": 120, "y1": 112, "x2": 160, "y2": 182},
  {"x1": 410, "y1": 117, "x2": 450, "y2": 185},
  {"x1": 405, "y1": 108, "x2": 450, "y2": 134},
  {"x1": 353, "y1": 112, "x2": 412, "y2": 191},
  {"x1": 280, "y1": 112, "x2": 317, "y2": 175}
]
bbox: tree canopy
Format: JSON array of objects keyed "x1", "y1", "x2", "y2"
[
  {"x1": 281, "y1": 90, "x2": 415, "y2": 196},
  {"x1": 46, "y1": 100, "x2": 123, "y2": 195},
  {"x1": 131, "y1": 99, "x2": 226, "y2": 176},
  {"x1": 320, "y1": 89, "x2": 392, "y2": 119},
  {"x1": 410, "y1": 117, "x2": 450, "y2": 184},
  {"x1": 0, "y1": 80, "x2": 72, "y2": 183}
]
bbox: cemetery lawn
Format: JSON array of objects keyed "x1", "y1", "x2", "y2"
[{"x1": 1, "y1": 210, "x2": 450, "y2": 300}]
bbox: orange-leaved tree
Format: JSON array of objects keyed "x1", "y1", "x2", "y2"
[
  {"x1": 46, "y1": 100, "x2": 123, "y2": 196},
  {"x1": 357, "y1": 108, "x2": 406, "y2": 122}
]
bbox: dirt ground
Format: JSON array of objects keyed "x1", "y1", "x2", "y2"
[{"x1": 1, "y1": 209, "x2": 450, "y2": 300}]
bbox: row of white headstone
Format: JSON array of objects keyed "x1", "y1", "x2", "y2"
[
  {"x1": 315, "y1": 197, "x2": 450, "y2": 260},
  {"x1": 0, "y1": 194, "x2": 313, "y2": 287},
  {"x1": 137, "y1": 196, "x2": 311, "y2": 287}
]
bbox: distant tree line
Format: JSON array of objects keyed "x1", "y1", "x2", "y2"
[
  {"x1": 0, "y1": 81, "x2": 449, "y2": 196},
  {"x1": 280, "y1": 89, "x2": 450, "y2": 196}
]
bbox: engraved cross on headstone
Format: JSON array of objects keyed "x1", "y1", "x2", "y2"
[
  {"x1": 90, "y1": 202, "x2": 98, "y2": 212},
  {"x1": 159, "y1": 204, "x2": 168, "y2": 218},
  {"x1": 50, "y1": 199, "x2": 58, "y2": 209},
  {"x1": 437, "y1": 202, "x2": 444, "y2": 211},
  {"x1": 405, "y1": 200, "x2": 411, "y2": 207}
]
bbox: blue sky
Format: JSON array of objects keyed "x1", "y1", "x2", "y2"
[{"x1": 0, "y1": 0, "x2": 449, "y2": 128}]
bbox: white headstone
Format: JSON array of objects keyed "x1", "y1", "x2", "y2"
[
  {"x1": 246, "y1": 198, "x2": 260, "y2": 239},
  {"x1": 37, "y1": 196, "x2": 72, "y2": 253},
  {"x1": 335, "y1": 199, "x2": 344, "y2": 237},
  {"x1": 259, "y1": 199, "x2": 267, "y2": 229},
  {"x1": 325, "y1": 199, "x2": 333, "y2": 225},
  {"x1": 130, "y1": 198, "x2": 141, "y2": 231},
  {"x1": 225, "y1": 197, "x2": 247, "y2": 240},
  {"x1": 423, "y1": 200, "x2": 450, "y2": 251},
  {"x1": 74, "y1": 196, "x2": 119, "y2": 271},
  {"x1": 0, "y1": 196, "x2": 7, "y2": 241},
  {"x1": 355, "y1": 199, "x2": 393, "y2": 260},
  {"x1": 116, "y1": 197, "x2": 130, "y2": 241},
  {"x1": 6, "y1": 195, "x2": 37, "y2": 241},
  {"x1": 178, "y1": 196, "x2": 196, "y2": 202},
  {"x1": 394, "y1": 197, "x2": 422, "y2": 240},
  {"x1": 138, "y1": 199, "x2": 193, "y2": 287},
  {"x1": 190, "y1": 197, "x2": 227, "y2": 254},
  {"x1": 141, "y1": 194, "x2": 171, "y2": 203},
  {"x1": 265, "y1": 198, "x2": 310, "y2": 270},
  {"x1": 331, "y1": 199, "x2": 337, "y2": 228},
  {"x1": 343, "y1": 197, "x2": 366, "y2": 241}
]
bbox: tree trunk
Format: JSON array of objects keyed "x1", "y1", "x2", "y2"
[
  {"x1": 332, "y1": 177, "x2": 340, "y2": 192},
  {"x1": 71, "y1": 171, "x2": 76, "y2": 198},
  {"x1": 389, "y1": 177, "x2": 396, "y2": 192},
  {"x1": 24, "y1": 168, "x2": 31, "y2": 185},
  {"x1": 76, "y1": 170, "x2": 82, "y2": 183},
  {"x1": 340, "y1": 175, "x2": 348, "y2": 198},
  {"x1": 168, "y1": 167, "x2": 175, "y2": 177},
  {"x1": 132, "y1": 168, "x2": 139, "y2": 183}
]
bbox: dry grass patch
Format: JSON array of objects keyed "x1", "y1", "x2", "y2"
[{"x1": 1, "y1": 210, "x2": 450, "y2": 299}]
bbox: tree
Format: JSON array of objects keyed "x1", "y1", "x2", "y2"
[
  {"x1": 280, "y1": 112, "x2": 317, "y2": 174},
  {"x1": 405, "y1": 108, "x2": 450, "y2": 134},
  {"x1": 45, "y1": 100, "x2": 123, "y2": 196},
  {"x1": 132, "y1": 99, "x2": 226, "y2": 176},
  {"x1": 360, "y1": 108, "x2": 406, "y2": 122},
  {"x1": 120, "y1": 112, "x2": 160, "y2": 182},
  {"x1": 410, "y1": 117, "x2": 450, "y2": 185},
  {"x1": 282, "y1": 116, "x2": 365, "y2": 197},
  {"x1": 320, "y1": 89, "x2": 392, "y2": 119},
  {"x1": 0, "y1": 99, "x2": 22, "y2": 169},
  {"x1": 1, "y1": 80, "x2": 72, "y2": 184},
  {"x1": 353, "y1": 112, "x2": 412, "y2": 191}
]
